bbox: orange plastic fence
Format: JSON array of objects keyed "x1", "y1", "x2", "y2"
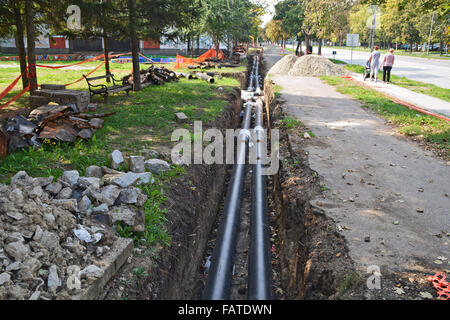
[{"x1": 175, "y1": 48, "x2": 225, "y2": 69}]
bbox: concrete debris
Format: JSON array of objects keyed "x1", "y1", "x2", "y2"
[
  {"x1": 144, "y1": 159, "x2": 170, "y2": 174},
  {"x1": 110, "y1": 150, "x2": 124, "y2": 170},
  {"x1": 0, "y1": 168, "x2": 152, "y2": 299},
  {"x1": 128, "y1": 156, "x2": 145, "y2": 173}
]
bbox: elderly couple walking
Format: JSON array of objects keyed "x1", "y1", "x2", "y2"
[{"x1": 368, "y1": 46, "x2": 395, "y2": 83}]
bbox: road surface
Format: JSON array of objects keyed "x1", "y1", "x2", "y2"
[{"x1": 319, "y1": 47, "x2": 450, "y2": 89}]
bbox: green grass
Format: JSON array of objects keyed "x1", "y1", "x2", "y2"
[
  {"x1": 321, "y1": 75, "x2": 450, "y2": 156},
  {"x1": 281, "y1": 116, "x2": 303, "y2": 129},
  {"x1": 0, "y1": 60, "x2": 240, "y2": 247},
  {"x1": 342, "y1": 63, "x2": 450, "y2": 102},
  {"x1": 339, "y1": 272, "x2": 362, "y2": 293}
]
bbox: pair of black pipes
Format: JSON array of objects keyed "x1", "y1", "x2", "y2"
[{"x1": 203, "y1": 56, "x2": 272, "y2": 300}]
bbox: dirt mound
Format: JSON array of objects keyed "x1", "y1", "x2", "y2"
[
  {"x1": 268, "y1": 54, "x2": 298, "y2": 75},
  {"x1": 288, "y1": 55, "x2": 346, "y2": 77}
]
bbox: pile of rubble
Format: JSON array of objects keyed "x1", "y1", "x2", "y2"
[
  {"x1": 122, "y1": 65, "x2": 179, "y2": 88},
  {"x1": 0, "y1": 149, "x2": 172, "y2": 300},
  {"x1": 1, "y1": 104, "x2": 114, "y2": 153}
]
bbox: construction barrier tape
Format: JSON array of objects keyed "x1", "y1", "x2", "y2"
[
  {"x1": 428, "y1": 272, "x2": 450, "y2": 300},
  {"x1": 0, "y1": 85, "x2": 30, "y2": 110},
  {"x1": 64, "y1": 61, "x2": 107, "y2": 87},
  {"x1": 0, "y1": 52, "x2": 134, "y2": 109}
]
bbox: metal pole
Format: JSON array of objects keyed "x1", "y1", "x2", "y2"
[
  {"x1": 248, "y1": 98, "x2": 272, "y2": 300},
  {"x1": 203, "y1": 101, "x2": 253, "y2": 300}
]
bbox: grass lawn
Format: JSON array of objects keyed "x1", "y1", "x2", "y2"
[
  {"x1": 321, "y1": 75, "x2": 450, "y2": 157},
  {"x1": 0, "y1": 59, "x2": 242, "y2": 246},
  {"x1": 326, "y1": 59, "x2": 450, "y2": 103}
]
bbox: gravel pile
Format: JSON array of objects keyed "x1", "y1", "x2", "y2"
[
  {"x1": 267, "y1": 54, "x2": 298, "y2": 75},
  {"x1": 0, "y1": 149, "x2": 171, "y2": 300},
  {"x1": 288, "y1": 55, "x2": 346, "y2": 77}
]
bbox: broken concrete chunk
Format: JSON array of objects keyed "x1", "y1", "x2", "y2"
[
  {"x1": 128, "y1": 156, "x2": 145, "y2": 173},
  {"x1": 61, "y1": 170, "x2": 80, "y2": 188},
  {"x1": 110, "y1": 150, "x2": 124, "y2": 170},
  {"x1": 109, "y1": 205, "x2": 137, "y2": 226},
  {"x1": 36, "y1": 177, "x2": 53, "y2": 187},
  {"x1": 5, "y1": 241, "x2": 30, "y2": 261},
  {"x1": 6, "y1": 211, "x2": 25, "y2": 221},
  {"x1": 28, "y1": 185, "x2": 43, "y2": 199},
  {"x1": 135, "y1": 172, "x2": 153, "y2": 185},
  {"x1": 0, "y1": 272, "x2": 11, "y2": 286},
  {"x1": 92, "y1": 203, "x2": 109, "y2": 214},
  {"x1": 9, "y1": 188, "x2": 24, "y2": 204},
  {"x1": 85, "y1": 165, "x2": 103, "y2": 178},
  {"x1": 175, "y1": 112, "x2": 188, "y2": 123},
  {"x1": 78, "y1": 196, "x2": 92, "y2": 213},
  {"x1": 78, "y1": 177, "x2": 101, "y2": 190},
  {"x1": 99, "y1": 185, "x2": 121, "y2": 206},
  {"x1": 89, "y1": 118, "x2": 103, "y2": 129},
  {"x1": 56, "y1": 187, "x2": 73, "y2": 200},
  {"x1": 78, "y1": 128, "x2": 93, "y2": 140},
  {"x1": 45, "y1": 182, "x2": 63, "y2": 195},
  {"x1": 80, "y1": 265, "x2": 104, "y2": 278},
  {"x1": 52, "y1": 199, "x2": 78, "y2": 212},
  {"x1": 144, "y1": 159, "x2": 170, "y2": 174},
  {"x1": 11, "y1": 171, "x2": 34, "y2": 188},
  {"x1": 48, "y1": 265, "x2": 61, "y2": 289},
  {"x1": 117, "y1": 187, "x2": 140, "y2": 205},
  {"x1": 105, "y1": 172, "x2": 140, "y2": 188}
]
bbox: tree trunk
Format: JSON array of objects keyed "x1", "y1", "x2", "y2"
[
  {"x1": 14, "y1": 3, "x2": 28, "y2": 90},
  {"x1": 410, "y1": 41, "x2": 413, "y2": 53},
  {"x1": 196, "y1": 35, "x2": 200, "y2": 56},
  {"x1": 295, "y1": 35, "x2": 301, "y2": 56},
  {"x1": 305, "y1": 35, "x2": 310, "y2": 53},
  {"x1": 128, "y1": 0, "x2": 141, "y2": 91},
  {"x1": 318, "y1": 39, "x2": 322, "y2": 55},
  {"x1": 25, "y1": 0, "x2": 37, "y2": 94},
  {"x1": 102, "y1": 31, "x2": 110, "y2": 83}
]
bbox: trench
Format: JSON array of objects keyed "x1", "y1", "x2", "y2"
[{"x1": 145, "y1": 55, "x2": 358, "y2": 300}]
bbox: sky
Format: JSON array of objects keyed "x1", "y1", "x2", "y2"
[{"x1": 259, "y1": 0, "x2": 279, "y2": 27}]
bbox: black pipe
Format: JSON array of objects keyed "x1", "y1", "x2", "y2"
[
  {"x1": 203, "y1": 101, "x2": 253, "y2": 300},
  {"x1": 248, "y1": 98, "x2": 272, "y2": 299}
]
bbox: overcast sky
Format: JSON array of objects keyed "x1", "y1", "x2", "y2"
[{"x1": 260, "y1": 0, "x2": 279, "y2": 27}]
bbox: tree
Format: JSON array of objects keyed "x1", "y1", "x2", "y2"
[
  {"x1": 274, "y1": 0, "x2": 305, "y2": 55},
  {"x1": 25, "y1": 0, "x2": 37, "y2": 94}
]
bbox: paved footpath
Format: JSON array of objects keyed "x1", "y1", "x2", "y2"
[
  {"x1": 349, "y1": 72, "x2": 450, "y2": 119},
  {"x1": 264, "y1": 46, "x2": 450, "y2": 276}
]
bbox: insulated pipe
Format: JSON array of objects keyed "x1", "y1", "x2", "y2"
[
  {"x1": 203, "y1": 101, "x2": 253, "y2": 300},
  {"x1": 248, "y1": 98, "x2": 272, "y2": 300},
  {"x1": 175, "y1": 72, "x2": 193, "y2": 80},
  {"x1": 195, "y1": 72, "x2": 215, "y2": 83}
]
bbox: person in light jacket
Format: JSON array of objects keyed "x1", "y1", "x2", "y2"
[
  {"x1": 381, "y1": 48, "x2": 395, "y2": 83},
  {"x1": 368, "y1": 45, "x2": 381, "y2": 82}
]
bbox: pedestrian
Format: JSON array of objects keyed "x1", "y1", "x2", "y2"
[
  {"x1": 381, "y1": 48, "x2": 395, "y2": 83},
  {"x1": 368, "y1": 45, "x2": 381, "y2": 82}
]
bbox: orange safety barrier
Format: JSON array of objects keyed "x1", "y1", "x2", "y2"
[
  {"x1": 174, "y1": 48, "x2": 225, "y2": 69},
  {"x1": 428, "y1": 272, "x2": 449, "y2": 300}
]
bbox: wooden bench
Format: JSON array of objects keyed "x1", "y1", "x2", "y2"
[{"x1": 83, "y1": 73, "x2": 132, "y2": 101}]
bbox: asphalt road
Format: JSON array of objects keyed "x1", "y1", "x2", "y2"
[{"x1": 319, "y1": 47, "x2": 450, "y2": 89}]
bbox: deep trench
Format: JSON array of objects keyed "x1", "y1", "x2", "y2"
[{"x1": 147, "y1": 54, "x2": 355, "y2": 300}]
